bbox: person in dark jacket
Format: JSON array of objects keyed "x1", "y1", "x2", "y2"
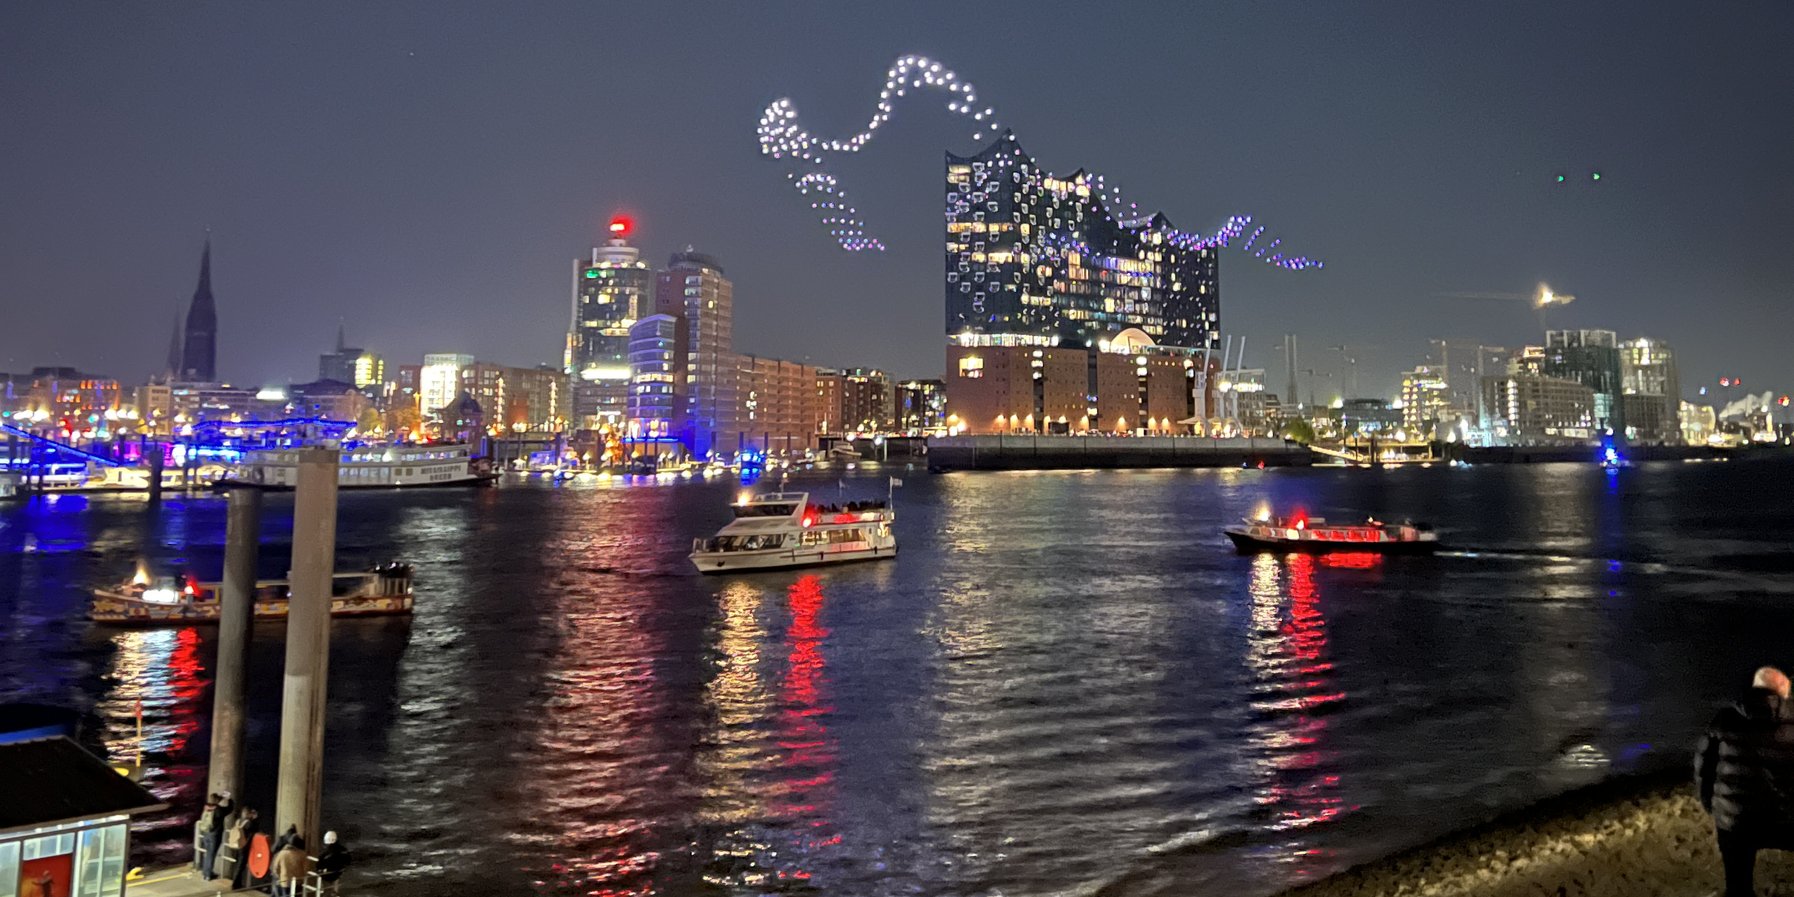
[
  {"x1": 316, "y1": 831, "x2": 351, "y2": 896},
  {"x1": 1696, "y1": 666, "x2": 1794, "y2": 896}
]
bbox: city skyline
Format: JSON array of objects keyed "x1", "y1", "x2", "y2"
[{"x1": 2, "y1": 4, "x2": 1790, "y2": 397}]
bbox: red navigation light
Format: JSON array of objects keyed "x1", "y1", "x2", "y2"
[
  {"x1": 609, "y1": 216, "x2": 631, "y2": 236},
  {"x1": 1292, "y1": 510, "x2": 1308, "y2": 530},
  {"x1": 1720, "y1": 377, "x2": 1732, "y2": 387}
]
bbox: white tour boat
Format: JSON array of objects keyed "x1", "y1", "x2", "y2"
[
  {"x1": 218, "y1": 444, "x2": 496, "y2": 489},
  {"x1": 690, "y1": 490, "x2": 897, "y2": 573}
]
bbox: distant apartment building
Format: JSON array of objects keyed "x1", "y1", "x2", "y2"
[
  {"x1": 736, "y1": 355, "x2": 821, "y2": 455},
  {"x1": 896, "y1": 379, "x2": 947, "y2": 433},
  {"x1": 816, "y1": 368, "x2": 896, "y2": 434},
  {"x1": 0, "y1": 368, "x2": 123, "y2": 435},
  {"x1": 287, "y1": 379, "x2": 374, "y2": 422},
  {"x1": 1543, "y1": 330, "x2": 1623, "y2": 435},
  {"x1": 167, "y1": 382, "x2": 287, "y2": 426},
  {"x1": 1619, "y1": 337, "x2": 1681, "y2": 443},
  {"x1": 421, "y1": 354, "x2": 565, "y2": 435},
  {"x1": 1481, "y1": 374, "x2": 1597, "y2": 443},
  {"x1": 420, "y1": 354, "x2": 475, "y2": 424},
  {"x1": 1681, "y1": 400, "x2": 1718, "y2": 446},
  {"x1": 1334, "y1": 398, "x2": 1404, "y2": 434},
  {"x1": 1399, "y1": 366, "x2": 1457, "y2": 436}
]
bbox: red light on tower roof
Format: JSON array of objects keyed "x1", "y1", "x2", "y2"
[{"x1": 609, "y1": 216, "x2": 631, "y2": 237}]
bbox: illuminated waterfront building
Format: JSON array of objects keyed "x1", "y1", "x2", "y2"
[
  {"x1": 568, "y1": 218, "x2": 655, "y2": 429},
  {"x1": 942, "y1": 135, "x2": 1229, "y2": 434},
  {"x1": 816, "y1": 368, "x2": 895, "y2": 434},
  {"x1": 1399, "y1": 366, "x2": 1459, "y2": 436},
  {"x1": 946, "y1": 329, "x2": 1213, "y2": 435},
  {"x1": 1619, "y1": 337, "x2": 1680, "y2": 443},
  {"x1": 896, "y1": 379, "x2": 947, "y2": 433},
  {"x1": 0, "y1": 368, "x2": 124, "y2": 436},
  {"x1": 419, "y1": 354, "x2": 565, "y2": 436},
  {"x1": 945, "y1": 133, "x2": 1219, "y2": 352},
  {"x1": 420, "y1": 354, "x2": 475, "y2": 425},
  {"x1": 736, "y1": 355, "x2": 822, "y2": 455},
  {"x1": 626, "y1": 313, "x2": 687, "y2": 449},
  {"x1": 656, "y1": 249, "x2": 735, "y2": 456},
  {"x1": 287, "y1": 379, "x2": 373, "y2": 422},
  {"x1": 167, "y1": 382, "x2": 286, "y2": 427},
  {"x1": 1481, "y1": 374, "x2": 1597, "y2": 443},
  {"x1": 1543, "y1": 330, "x2": 1623, "y2": 435}
]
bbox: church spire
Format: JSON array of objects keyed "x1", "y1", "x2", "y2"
[{"x1": 180, "y1": 235, "x2": 218, "y2": 381}]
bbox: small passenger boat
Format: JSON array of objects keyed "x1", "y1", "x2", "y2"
[
  {"x1": 90, "y1": 564, "x2": 414, "y2": 624},
  {"x1": 690, "y1": 491, "x2": 897, "y2": 573},
  {"x1": 1224, "y1": 512, "x2": 1438, "y2": 555}
]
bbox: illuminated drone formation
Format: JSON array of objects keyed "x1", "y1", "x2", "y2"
[{"x1": 757, "y1": 54, "x2": 1322, "y2": 269}]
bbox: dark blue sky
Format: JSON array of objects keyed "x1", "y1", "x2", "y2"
[{"x1": 2, "y1": 2, "x2": 1789, "y2": 401}]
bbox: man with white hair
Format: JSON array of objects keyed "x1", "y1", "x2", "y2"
[
  {"x1": 316, "y1": 830, "x2": 352, "y2": 896},
  {"x1": 1696, "y1": 666, "x2": 1794, "y2": 896}
]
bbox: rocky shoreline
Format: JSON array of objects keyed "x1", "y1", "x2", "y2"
[{"x1": 1277, "y1": 769, "x2": 1794, "y2": 897}]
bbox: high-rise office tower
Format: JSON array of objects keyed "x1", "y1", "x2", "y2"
[
  {"x1": 568, "y1": 218, "x2": 655, "y2": 429},
  {"x1": 181, "y1": 239, "x2": 218, "y2": 382},
  {"x1": 626, "y1": 314, "x2": 688, "y2": 450},
  {"x1": 655, "y1": 249, "x2": 735, "y2": 456}
]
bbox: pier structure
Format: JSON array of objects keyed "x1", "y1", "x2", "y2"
[
  {"x1": 274, "y1": 447, "x2": 340, "y2": 851},
  {"x1": 205, "y1": 485, "x2": 262, "y2": 800}
]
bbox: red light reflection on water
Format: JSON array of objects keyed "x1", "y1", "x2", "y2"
[
  {"x1": 102, "y1": 626, "x2": 211, "y2": 843},
  {"x1": 1245, "y1": 554, "x2": 1356, "y2": 872},
  {"x1": 1318, "y1": 552, "x2": 1383, "y2": 570},
  {"x1": 774, "y1": 576, "x2": 838, "y2": 843}
]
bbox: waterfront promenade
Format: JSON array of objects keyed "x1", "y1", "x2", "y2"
[{"x1": 126, "y1": 869, "x2": 228, "y2": 896}]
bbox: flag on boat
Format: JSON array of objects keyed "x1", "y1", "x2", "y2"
[{"x1": 890, "y1": 476, "x2": 904, "y2": 488}]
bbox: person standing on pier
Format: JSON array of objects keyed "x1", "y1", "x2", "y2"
[
  {"x1": 272, "y1": 833, "x2": 309, "y2": 897},
  {"x1": 220, "y1": 804, "x2": 258, "y2": 887},
  {"x1": 1696, "y1": 666, "x2": 1794, "y2": 897},
  {"x1": 316, "y1": 831, "x2": 352, "y2": 896},
  {"x1": 196, "y1": 791, "x2": 231, "y2": 880}
]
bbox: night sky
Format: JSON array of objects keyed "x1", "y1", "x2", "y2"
[{"x1": 3, "y1": 2, "x2": 1790, "y2": 401}]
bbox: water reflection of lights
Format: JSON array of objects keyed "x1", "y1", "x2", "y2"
[
  {"x1": 101, "y1": 627, "x2": 208, "y2": 836},
  {"x1": 1244, "y1": 554, "x2": 1353, "y2": 864},
  {"x1": 1318, "y1": 552, "x2": 1383, "y2": 570},
  {"x1": 698, "y1": 577, "x2": 840, "y2": 889}
]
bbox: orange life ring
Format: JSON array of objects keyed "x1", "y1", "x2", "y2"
[{"x1": 248, "y1": 833, "x2": 271, "y2": 879}]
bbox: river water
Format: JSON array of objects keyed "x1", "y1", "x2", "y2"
[{"x1": 3, "y1": 458, "x2": 1794, "y2": 896}]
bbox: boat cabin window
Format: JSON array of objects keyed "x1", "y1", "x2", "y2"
[{"x1": 734, "y1": 503, "x2": 798, "y2": 518}]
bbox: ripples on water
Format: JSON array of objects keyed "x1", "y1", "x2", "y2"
[{"x1": 2, "y1": 459, "x2": 1794, "y2": 896}]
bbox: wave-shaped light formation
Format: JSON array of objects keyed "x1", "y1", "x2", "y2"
[{"x1": 757, "y1": 54, "x2": 1323, "y2": 269}]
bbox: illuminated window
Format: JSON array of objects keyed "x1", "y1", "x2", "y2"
[{"x1": 958, "y1": 357, "x2": 984, "y2": 379}]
